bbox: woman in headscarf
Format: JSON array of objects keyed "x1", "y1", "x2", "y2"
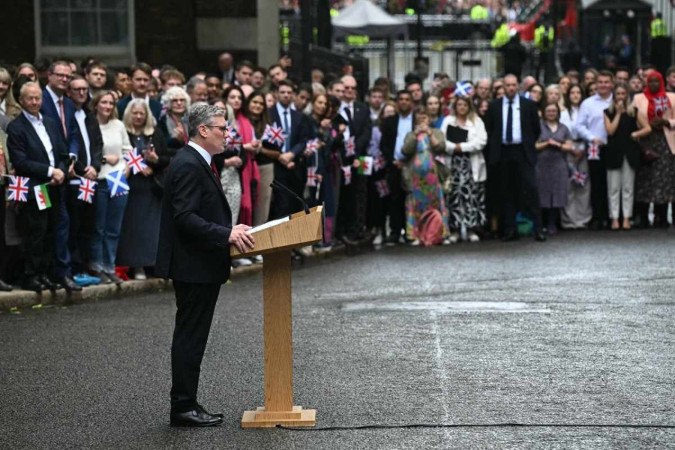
[{"x1": 632, "y1": 70, "x2": 675, "y2": 228}]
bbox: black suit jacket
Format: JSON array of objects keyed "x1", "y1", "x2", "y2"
[
  {"x1": 72, "y1": 108, "x2": 103, "y2": 175},
  {"x1": 484, "y1": 95, "x2": 541, "y2": 165},
  {"x1": 379, "y1": 113, "x2": 416, "y2": 166},
  {"x1": 342, "y1": 100, "x2": 372, "y2": 158},
  {"x1": 6, "y1": 112, "x2": 69, "y2": 187},
  {"x1": 155, "y1": 145, "x2": 233, "y2": 284},
  {"x1": 41, "y1": 88, "x2": 80, "y2": 158},
  {"x1": 268, "y1": 105, "x2": 310, "y2": 157}
]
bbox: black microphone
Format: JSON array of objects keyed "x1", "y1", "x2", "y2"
[{"x1": 271, "y1": 180, "x2": 310, "y2": 215}]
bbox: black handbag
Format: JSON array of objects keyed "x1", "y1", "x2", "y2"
[{"x1": 640, "y1": 141, "x2": 659, "y2": 163}]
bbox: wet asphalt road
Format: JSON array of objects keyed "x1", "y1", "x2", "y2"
[{"x1": 1, "y1": 230, "x2": 674, "y2": 449}]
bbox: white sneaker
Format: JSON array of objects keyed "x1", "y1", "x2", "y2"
[
  {"x1": 449, "y1": 233, "x2": 459, "y2": 244},
  {"x1": 442, "y1": 238, "x2": 451, "y2": 245},
  {"x1": 251, "y1": 255, "x2": 263, "y2": 264},
  {"x1": 134, "y1": 268, "x2": 147, "y2": 280},
  {"x1": 232, "y1": 258, "x2": 253, "y2": 268},
  {"x1": 467, "y1": 232, "x2": 480, "y2": 243},
  {"x1": 373, "y1": 234, "x2": 383, "y2": 245},
  {"x1": 410, "y1": 239, "x2": 420, "y2": 246}
]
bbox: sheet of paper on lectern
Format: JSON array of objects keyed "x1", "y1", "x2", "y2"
[{"x1": 248, "y1": 216, "x2": 290, "y2": 234}]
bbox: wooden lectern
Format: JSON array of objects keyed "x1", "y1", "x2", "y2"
[{"x1": 231, "y1": 205, "x2": 323, "y2": 428}]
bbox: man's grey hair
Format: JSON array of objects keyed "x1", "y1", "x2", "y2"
[
  {"x1": 188, "y1": 103, "x2": 225, "y2": 138},
  {"x1": 185, "y1": 76, "x2": 207, "y2": 94},
  {"x1": 19, "y1": 81, "x2": 42, "y2": 99}
]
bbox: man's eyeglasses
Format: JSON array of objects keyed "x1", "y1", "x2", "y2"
[
  {"x1": 204, "y1": 124, "x2": 228, "y2": 133},
  {"x1": 70, "y1": 87, "x2": 88, "y2": 92}
]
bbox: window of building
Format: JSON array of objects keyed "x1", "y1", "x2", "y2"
[{"x1": 36, "y1": 0, "x2": 135, "y2": 63}]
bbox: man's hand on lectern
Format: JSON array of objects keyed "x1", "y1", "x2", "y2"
[{"x1": 229, "y1": 224, "x2": 255, "y2": 253}]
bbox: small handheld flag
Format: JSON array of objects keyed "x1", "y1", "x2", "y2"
[
  {"x1": 344, "y1": 136, "x2": 356, "y2": 157},
  {"x1": 124, "y1": 148, "x2": 148, "y2": 175},
  {"x1": 77, "y1": 178, "x2": 97, "y2": 203},
  {"x1": 225, "y1": 126, "x2": 242, "y2": 151},
  {"x1": 262, "y1": 124, "x2": 286, "y2": 148},
  {"x1": 375, "y1": 179, "x2": 390, "y2": 198},
  {"x1": 306, "y1": 166, "x2": 318, "y2": 187},
  {"x1": 106, "y1": 170, "x2": 130, "y2": 197},
  {"x1": 305, "y1": 138, "x2": 320, "y2": 155},
  {"x1": 587, "y1": 143, "x2": 600, "y2": 160},
  {"x1": 34, "y1": 184, "x2": 52, "y2": 210},
  {"x1": 570, "y1": 170, "x2": 588, "y2": 187},
  {"x1": 341, "y1": 166, "x2": 352, "y2": 185},
  {"x1": 6, "y1": 175, "x2": 30, "y2": 202},
  {"x1": 373, "y1": 155, "x2": 386, "y2": 172},
  {"x1": 356, "y1": 156, "x2": 373, "y2": 175},
  {"x1": 455, "y1": 81, "x2": 474, "y2": 97}
]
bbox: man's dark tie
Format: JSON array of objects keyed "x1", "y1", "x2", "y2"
[
  {"x1": 344, "y1": 105, "x2": 352, "y2": 123},
  {"x1": 506, "y1": 99, "x2": 513, "y2": 144},
  {"x1": 210, "y1": 161, "x2": 219, "y2": 179},
  {"x1": 57, "y1": 98, "x2": 67, "y2": 137}
]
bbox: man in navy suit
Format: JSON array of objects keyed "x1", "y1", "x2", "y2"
[
  {"x1": 485, "y1": 74, "x2": 546, "y2": 242},
  {"x1": 7, "y1": 82, "x2": 72, "y2": 292},
  {"x1": 156, "y1": 104, "x2": 254, "y2": 427},
  {"x1": 268, "y1": 79, "x2": 310, "y2": 219},
  {"x1": 116, "y1": 62, "x2": 163, "y2": 121},
  {"x1": 40, "y1": 61, "x2": 82, "y2": 291}
]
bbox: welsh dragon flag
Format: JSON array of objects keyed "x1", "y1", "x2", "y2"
[{"x1": 34, "y1": 184, "x2": 52, "y2": 210}]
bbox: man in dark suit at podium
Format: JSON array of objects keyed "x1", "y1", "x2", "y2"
[{"x1": 156, "y1": 103, "x2": 254, "y2": 427}]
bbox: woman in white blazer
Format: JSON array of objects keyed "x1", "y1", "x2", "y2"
[{"x1": 439, "y1": 96, "x2": 488, "y2": 242}]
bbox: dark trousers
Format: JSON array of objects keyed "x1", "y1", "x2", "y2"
[
  {"x1": 336, "y1": 172, "x2": 367, "y2": 239},
  {"x1": 54, "y1": 185, "x2": 72, "y2": 278},
  {"x1": 66, "y1": 184, "x2": 96, "y2": 274},
  {"x1": 498, "y1": 145, "x2": 542, "y2": 234},
  {"x1": 18, "y1": 186, "x2": 61, "y2": 279},
  {"x1": 366, "y1": 176, "x2": 386, "y2": 230},
  {"x1": 171, "y1": 280, "x2": 221, "y2": 413},
  {"x1": 384, "y1": 166, "x2": 406, "y2": 238},
  {"x1": 588, "y1": 158, "x2": 608, "y2": 222},
  {"x1": 270, "y1": 162, "x2": 304, "y2": 219}
]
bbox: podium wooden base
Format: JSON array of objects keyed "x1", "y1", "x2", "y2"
[{"x1": 241, "y1": 406, "x2": 317, "y2": 428}]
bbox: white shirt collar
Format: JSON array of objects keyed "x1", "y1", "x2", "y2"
[
  {"x1": 23, "y1": 110, "x2": 43, "y2": 123},
  {"x1": 189, "y1": 141, "x2": 212, "y2": 165},
  {"x1": 45, "y1": 85, "x2": 62, "y2": 104}
]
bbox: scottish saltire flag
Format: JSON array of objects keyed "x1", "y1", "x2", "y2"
[
  {"x1": 375, "y1": 179, "x2": 390, "y2": 198},
  {"x1": 6, "y1": 175, "x2": 30, "y2": 202},
  {"x1": 570, "y1": 170, "x2": 588, "y2": 187},
  {"x1": 356, "y1": 156, "x2": 373, "y2": 175},
  {"x1": 124, "y1": 148, "x2": 147, "y2": 175},
  {"x1": 344, "y1": 136, "x2": 356, "y2": 157},
  {"x1": 306, "y1": 166, "x2": 318, "y2": 187},
  {"x1": 77, "y1": 178, "x2": 97, "y2": 203},
  {"x1": 106, "y1": 170, "x2": 129, "y2": 197},
  {"x1": 341, "y1": 166, "x2": 352, "y2": 185},
  {"x1": 455, "y1": 81, "x2": 474, "y2": 97},
  {"x1": 587, "y1": 143, "x2": 600, "y2": 160},
  {"x1": 34, "y1": 184, "x2": 52, "y2": 210},
  {"x1": 262, "y1": 124, "x2": 286, "y2": 148},
  {"x1": 305, "y1": 138, "x2": 320, "y2": 155}
]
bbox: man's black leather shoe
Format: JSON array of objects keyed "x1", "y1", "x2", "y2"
[
  {"x1": 197, "y1": 404, "x2": 224, "y2": 419},
  {"x1": 534, "y1": 231, "x2": 547, "y2": 242},
  {"x1": 39, "y1": 275, "x2": 60, "y2": 292},
  {"x1": 501, "y1": 230, "x2": 519, "y2": 242},
  {"x1": 61, "y1": 276, "x2": 82, "y2": 292},
  {"x1": 170, "y1": 409, "x2": 223, "y2": 427},
  {"x1": 22, "y1": 277, "x2": 44, "y2": 293},
  {"x1": 0, "y1": 279, "x2": 12, "y2": 292}
]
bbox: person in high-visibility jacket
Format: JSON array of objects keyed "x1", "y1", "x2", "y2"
[
  {"x1": 534, "y1": 22, "x2": 555, "y2": 82},
  {"x1": 491, "y1": 22, "x2": 511, "y2": 48},
  {"x1": 471, "y1": 4, "x2": 489, "y2": 20},
  {"x1": 651, "y1": 13, "x2": 668, "y2": 38}
]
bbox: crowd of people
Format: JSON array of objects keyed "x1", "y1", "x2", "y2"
[{"x1": 0, "y1": 53, "x2": 674, "y2": 294}]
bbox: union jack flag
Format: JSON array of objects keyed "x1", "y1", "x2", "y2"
[
  {"x1": 226, "y1": 127, "x2": 242, "y2": 151},
  {"x1": 375, "y1": 179, "x2": 390, "y2": 198},
  {"x1": 305, "y1": 138, "x2": 320, "y2": 154},
  {"x1": 587, "y1": 143, "x2": 600, "y2": 160},
  {"x1": 341, "y1": 166, "x2": 352, "y2": 185},
  {"x1": 344, "y1": 136, "x2": 356, "y2": 157},
  {"x1": 6, "y1": 175, "x2": 30, "y2": 202},
  {"x1": 262, "y1": 123, "x2": 286, "y2": 148},
  {"x1": 654, "y1": 96, "x2": 670, "y2": 116},
  {"x1": 373, "y1": 155, "x2": 386, "y2": 171},
  {"x1": 306, "y1": 166, "x2": 318, "y2": 187},
  {"x1": 77, "y1": 178, "x2": 97, "y2": 203},
  {"x1": 455, "y1": 81, "x2": 474, "y2": 97},
  {"x1": 570, "y1": 170, "x2": 588, "y2": 187},
  {"x1": 124, "y1": 148, "x2": 147, "y2": 175}
]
